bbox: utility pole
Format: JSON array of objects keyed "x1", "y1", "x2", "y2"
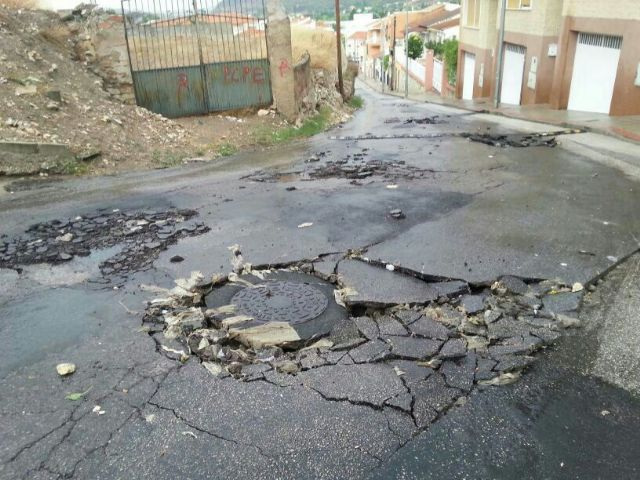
[
  {"x1": 404, "y1": 9, "x2": 409, "y2": 98},
  {"x1": 334, "y1": 0, "x2": 344, "y2": 99},
  {"x1": 494, "y1": 0, "x2": 507, "y2": 108},
  {"x1": 381, "y1": 19, "x2": 386, "y2": 92},
  {"x1": 391, "y1": 15, "x2": 396, "y2": 91}
]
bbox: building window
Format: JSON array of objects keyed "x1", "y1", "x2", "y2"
[
  {"x1": 507, "y1": 0, "x2": 532, "y2": 9},
  {"x1": 465, "y1": 0, "x2": 481, "y2": 27}
]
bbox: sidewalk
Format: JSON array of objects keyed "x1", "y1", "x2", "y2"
[{"x1": 357, "y1": 77, "x2": 640, "y2": 144}]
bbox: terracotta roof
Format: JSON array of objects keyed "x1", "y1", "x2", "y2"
[
  {"x1": 384, "y1": 5, "x2": 461, "y2": 37},
  {"x1": 148, "y1": 12, "x2": 255, "y2": 27},
  {"x1": 414, "y1": 7, "x2": 460, "y2": 32},
  {"x1": 430, "y1": 16, "x2": 460, "y2": 31},
  {"x1": 349, "y1": 31, "x2": 367, "y2": 40}
]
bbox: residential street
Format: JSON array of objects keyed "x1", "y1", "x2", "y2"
[{"x1": 2, "y1": 81, "x2": 640, "y2": 479}]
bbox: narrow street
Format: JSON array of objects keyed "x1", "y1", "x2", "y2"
[{"x1": 2, "y1": 82, "x2": 640, "y2": 479}]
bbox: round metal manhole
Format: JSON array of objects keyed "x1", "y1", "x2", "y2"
[{"x1": 231, "y1": 281, "x2": 329, "y2": 325}]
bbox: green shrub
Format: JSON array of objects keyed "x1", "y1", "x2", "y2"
[
  {"x1": 348, "y1": 95, "x2": 364, "y2": 109},
  {"x1": 407, "y1": 35, "x2": 424, "y2": 60}
]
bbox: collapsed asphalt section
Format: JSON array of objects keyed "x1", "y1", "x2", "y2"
[
  {"x1": 143, "y1": 246, "x2": 584, "y2": 434},
  {"x1": 0, "y1": 207, "x2": 210, "y2": 285}
]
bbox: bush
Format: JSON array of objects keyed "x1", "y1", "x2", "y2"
[
  {"x1": 426, "y1": 38, "x2": 459, "y2": 85},
  {"x1": 407, "y1": 35, "x2": 424, "y2": 60},
  {"x1": 383, "y1": 54, "x2": 390, "y2": 72},
  {"x1": 443, "y1": 39, "x2": 458, "y2": 85},
  {"x1": 425, "y1": 40, "x2": 445, "y2": 57},
  {"x1": 348, "y1": 95, "x2": 364, "y2": 109}
]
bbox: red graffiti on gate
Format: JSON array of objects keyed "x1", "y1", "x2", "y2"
[
  {"x1": 177, "y1": 73, "x2": 189, "y2": 93},
  {"x1": 278, "y1": 58, "x2": 290, "y2": 77},
  {"x1": 223, "y1": 64, "x2": 266, "y2": 85}
]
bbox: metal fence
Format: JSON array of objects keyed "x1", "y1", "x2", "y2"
[{"x1": 121, "y1": 0, "x2": 272, "y2": 118}]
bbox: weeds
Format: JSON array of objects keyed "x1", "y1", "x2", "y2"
[
  {"x1": 152, "y1": 150, "x2": 183, "y2": 169},
  {"x1": 348, "y1": 96, "x2": 364, "y2": 109},
  {"x1": 253, "y1": 107, "x2": 332, "y2": 146},
  {"x1": 217, "y1": 143, "x2": 237, "y2": 157},
  {"x1": 51, "y1": 159, "x2": 89, "y2": 176}
]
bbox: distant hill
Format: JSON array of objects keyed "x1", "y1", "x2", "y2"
[{"x1": 282, "y1": 0, "x2": 459, "y2": 19}]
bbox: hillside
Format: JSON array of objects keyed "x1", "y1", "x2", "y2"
[
  {"x1": 282, "y1": 0, "x2": 459, "y2": 18},
  {"x1": 0, "y1": 6, "x2": 192, "y2": 175}
]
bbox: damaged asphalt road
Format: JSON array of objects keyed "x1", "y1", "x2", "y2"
[{"x1": 2, "y1": 82, "x2": 640, "y2": 479}]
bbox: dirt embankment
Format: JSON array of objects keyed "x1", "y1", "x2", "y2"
[
  {"x1": 0, "y1": 5, "x2": 358, "y2": 177},
  {"x1": 0, "y1": 6, "x2": 194, "y2": 175}
]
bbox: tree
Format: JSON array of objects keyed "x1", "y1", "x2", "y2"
[
  {"x1": 383, "y1": 54, "x2": 390, "y2": 71},
  {"x1": 407, "y1": 35, "x2": 424, "y2": 60}
]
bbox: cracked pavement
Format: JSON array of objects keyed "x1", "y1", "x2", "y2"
[{"x1": 2, "y1": 82, "x2": 640, "y2": 479}]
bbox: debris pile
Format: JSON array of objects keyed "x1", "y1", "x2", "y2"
[
  {"x1": 0, "y1": 6, "x2": 190, "y2": 174},
  {"x1": 403, "y1": 116, "x2": 444, "y2": 125},
  {"x1": 298, "y1": 68, "x2": 357, "y2": 123},
  {"x1": 309, "y1": 157, "x2": 433, "y2": 182},
  {"x1": 463, "y1": 132, "x2": 560, "y2": 148}
]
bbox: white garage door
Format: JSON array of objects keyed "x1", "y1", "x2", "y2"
[
  {"x1": 462, "y1": 52, "x2": 475, "y2": 100},
  {"x1": 500, "y1": 43, "x2": 526, "y2": 105},
  {"x1": 568, "y1": 33, "x2": 622, "y2": 114}
]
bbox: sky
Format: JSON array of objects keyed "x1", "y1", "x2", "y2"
[
  {"x1": 38, "y1": 0, "x2": 226, "y2": 12},
  {"x1": 39, "y1": 0, "x2": 120, "y2": 9}
]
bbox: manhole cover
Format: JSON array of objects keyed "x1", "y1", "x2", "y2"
[{"x1": 231, "y1": 281, "x2": 329, "y2": 325}]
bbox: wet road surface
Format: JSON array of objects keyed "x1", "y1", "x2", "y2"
[{"x1": 1, "y1": 82, "x2": 640, "y2": 479}]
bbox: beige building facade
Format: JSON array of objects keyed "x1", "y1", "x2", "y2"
[{"x1": 457, "y1": 0, "x2": 640, "y2": 115}]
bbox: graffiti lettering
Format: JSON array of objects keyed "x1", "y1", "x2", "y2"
[
  {"x1": 253, "y1": 67, "x2": 265, "y2": 84},
  {"x1": 278, "y1": 58, "x2": 290, "y2": 77},
  {"x1": 223, "y1": 65, "x2": 266, "y2": 85},
  {"x1": 177, "y1": 73, "x2": 189, "y2": 92},
  {"x1": 223, "y1": 65, "x2": 237, "y2": 84}
]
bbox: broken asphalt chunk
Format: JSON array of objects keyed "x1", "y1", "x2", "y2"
[
  {"x1": 388, "y1": 337, "x2": 442, "y2": 360},
  {"x1": 354, "y1": 316, "x2": 379, "y2": 340},
  {"x1": 542, "y1": 291, "x2": 583, "y2": 314},
  {"x1": 349, "y1": 339, "x2": 390, "y2": 363},
  {"x1": 410, "y1": 374, "x2": 459, "y2": 428},
  {"x1": 438, "y1": 339, "x2": 467, "y2": 359},
  {"x1": 337, "y1": 259, "x2": 439, "y2": 306},
  {"x1": 300, "y1": 363, "x2": 405, "y2": 408},
  {"x1": 440, "y1": 353, "x2": 477, "y2": 392},
  {"x1": 408, "y1": 315, "x2": 452, "y2": 340}
]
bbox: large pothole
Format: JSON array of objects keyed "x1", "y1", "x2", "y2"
[{"x1": 143, "y1": 253, "x2": 586, "y2": 392}]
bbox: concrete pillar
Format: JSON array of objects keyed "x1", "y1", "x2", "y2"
[
  {"x1": 266, "y1": 0, "x2": 297, "y2": 122},
  {"x1": 424, "y1": 49, "x2": 434, "y2": 92},
  {"x1": 441, "y1": 59, "x2": 449, "y2": 97}
]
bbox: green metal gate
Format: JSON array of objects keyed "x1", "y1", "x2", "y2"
[{"x1": 121, "y1": 0, "x2": 272, "y2": 118}]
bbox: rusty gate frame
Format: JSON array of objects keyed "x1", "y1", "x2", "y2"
[{"x1": 121, "y1": 0, "x2": 272, "y2": 118}]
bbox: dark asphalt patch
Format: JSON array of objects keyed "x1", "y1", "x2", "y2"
[{"x1": 0, "y1": 207, "x2": 209, "y2": 285}]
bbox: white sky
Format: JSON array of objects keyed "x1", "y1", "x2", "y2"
[
  {"x1": 38, "y1": 0, "x2": 226, "y2": 11},
  {"x1": 39, "y1": 0, "x2": 120, "y2": 9}
]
